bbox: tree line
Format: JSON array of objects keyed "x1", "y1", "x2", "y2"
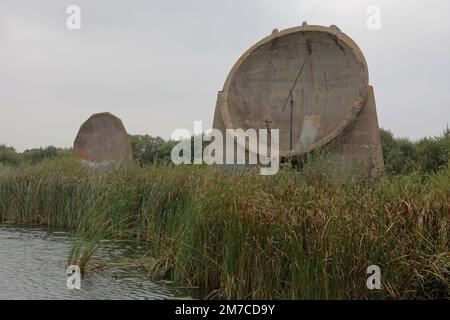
[{"x1": 1, "y1": 128, "x2": 449, "y2": 175}]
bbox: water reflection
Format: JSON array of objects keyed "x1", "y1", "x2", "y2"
[{"x1": 0, "y1": 224, "x2": 181, "y2": 300}]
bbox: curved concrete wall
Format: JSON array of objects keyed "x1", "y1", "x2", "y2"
[{"x1": 217, "y1": 25, "x2": 369, "y2": 156}]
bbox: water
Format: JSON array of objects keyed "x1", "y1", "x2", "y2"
[{"x1": 0, "y1": 224, "x2": 183, "y2": 300}]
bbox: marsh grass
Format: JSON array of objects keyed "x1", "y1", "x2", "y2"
[{"x1": 0, "y1": 157, "x2": 448, "y2": 299}]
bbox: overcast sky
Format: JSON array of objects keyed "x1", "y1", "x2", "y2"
[{"x1": 1, "y1": 0, "x2": 449, "y2": 151}]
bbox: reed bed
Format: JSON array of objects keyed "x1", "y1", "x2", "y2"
[{"x1": 0, "y1": 157, "x2": 448, "y2": 299}]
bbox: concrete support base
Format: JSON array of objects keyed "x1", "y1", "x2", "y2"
[
  {"x1": 330, "y1": 86, "x2": 384, "y2": 176},
  {"x1": 212, "y1": 86, "x2": 385, "y2": 176}
]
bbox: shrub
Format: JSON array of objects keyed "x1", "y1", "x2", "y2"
[
  {"x1": 130, "y1": 135, "x2": 177, "y2": 165},
  {"x1": 380, "y1": 128, "x2": 450, "y2": 175},
  {"x1": 0, "y1": 145, "x2": 20, "y2": 166}
]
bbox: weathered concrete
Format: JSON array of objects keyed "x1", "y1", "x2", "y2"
[
  {"x1": 73, "y1": 112, "x2": 133, "y2": 168},
  {"x1": 213, "y1": 24, "x2": 384, "y2": 174}
]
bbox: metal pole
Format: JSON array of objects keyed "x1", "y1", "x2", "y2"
[
  {"x1": 289, "y1": 90, "x2": 294, "y2": 151},
  {"x1": 280, "y1": 55, "x2": 309, "y2": 152}
]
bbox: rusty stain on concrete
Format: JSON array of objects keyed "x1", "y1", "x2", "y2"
[{"x1": 299, "y1": 116, "x2": 319, "y2": 149}]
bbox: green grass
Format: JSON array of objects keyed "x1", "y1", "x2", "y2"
[{"x1": 0, "y1": 157, "x2": 448, "y2": 299}]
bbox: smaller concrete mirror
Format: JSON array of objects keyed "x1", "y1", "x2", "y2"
[{"x1": 73, "y1": 112, "x2": 133, "y2": 169}]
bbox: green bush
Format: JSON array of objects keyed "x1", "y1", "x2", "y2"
[
  {"x1": 20, "y1": 146, "x2": 71, "y2": 164},
  {"x1": 416, "y1": 129, "x2": 450, "y2": 173},
  {"x1": 130, "y1": 135, "x2": 177, "y2": 165},
  {"x1": 380, "y1": 128, "x2": 450, "y2": 175}
]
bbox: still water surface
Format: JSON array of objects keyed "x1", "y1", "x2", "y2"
[{"x1": 0, "y1": 224, "x2": 183, "y2": 300}]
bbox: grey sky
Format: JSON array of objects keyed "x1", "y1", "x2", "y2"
[{"x1": 1, "y1": 0, "x2": 449, "y2": 151}]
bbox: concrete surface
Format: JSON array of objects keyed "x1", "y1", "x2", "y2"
[
  {"x1": 213, "y1": 24, "x2": 384, "y2": 175},
  {"x1": 331, "y1": 86, "x2": 384, "y2": 176}
]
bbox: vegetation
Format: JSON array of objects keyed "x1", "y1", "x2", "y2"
[
  {"x1": 0, "y1": 145, "x2": 20, "y2": 166},
  {"x1": 0, "y1": 129, "x2": 448, "y2": 299},
  {"x1": 380, "y1": 128, "x2": 450, "y2": 175},
  {"x1": 0, "y1": 155, "x2": 448, "y2": 299},
  {"x1": 130, "y1": 135, "x2": 177, "y2": 165},
  {"x1": 0, "y1": 145, "x2": 71, "y2": 166}
]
